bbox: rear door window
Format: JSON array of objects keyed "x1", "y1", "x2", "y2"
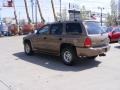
[
  {"x1": 85, "y1": 21, "x2": 105, "y2": 35},
  {"x1": 66, "y1": 23, "x2": 82, "y2": 35},
  {"x1": 50, "y1": 23, "x2": 63, "y2": 35}
]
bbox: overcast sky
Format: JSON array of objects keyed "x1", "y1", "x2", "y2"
[{"x1": 0, "y1": 0, "x2": 111, "y2": 22}]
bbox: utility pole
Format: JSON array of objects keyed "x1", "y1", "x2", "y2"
[
  {"x1": 35, "y1": 0, "x2": 38, "y2": 29},
  {"x1": 12, "y1": 0, "x2": 18, "y2": 25},
  {"x1": 12, "y1": 0, "x2": 19, "y2": 34},
  {"x1": 51, "y1": 0, "x2": 57, "y2": 21},
  {"x1": 98, "y1": 7, "x2": 104, "y2": 26},
  {"x1": 0, "y1": 8, "x2": 2, "y2": 32},
  {"x1": 31, "y1": 0, "x2": 34, "y2": 23},
  {"x1": 60, "y1": 0, "x2": 61, "y2": 21},
  {"x1": 19, "y1": 11, "x2": 20, "y2": 25},
  {"x1": 24, "y1": 0, "x2": 31, "y2": 23},
  {"x1": 0, "y1": 8, "x2": 2, "y2": 22},
  {"x1": 36, "y1": 0, "x2": 45, "y2": 23}
]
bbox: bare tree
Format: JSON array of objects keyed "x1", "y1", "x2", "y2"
[
  {"x1": 110, "y1": 0, "x2": 118, "y2": 25},
  {"x1": 57, "y1": 8, "x2": 68, "y2": 21}
]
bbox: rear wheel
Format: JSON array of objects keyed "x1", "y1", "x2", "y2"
[
  {"x1": 24, "y1": 42, "x2": 33, "y2": 55},
  {"x1": 61, "y1": 47, "x2": 77, "y2": 66}
]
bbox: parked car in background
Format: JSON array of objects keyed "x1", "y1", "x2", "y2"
[
  {"x1": 21, "y1": 23, "x2": 34, "y2": 35},
  {"x1": 118, "y1": 39, "x2": 120, "y2": 44},
  {"x1": 0, "y1": 31, "x2": 2, "y2": 37},
  {"x1": 8, "y1": 24, "x2": 18, "y2": 36},
  {"x1": 23, "y1": 20, "x2": 110, "y2": 65},
  {"x1": 1, "y1": 23, "x2": 9, "y2": 36},
  {"x1": 107, "y1": 27, "x2": 120, "y2": 42},
  {"x1": 34, "y1": 22, "x2": 44, "y2": 30}
]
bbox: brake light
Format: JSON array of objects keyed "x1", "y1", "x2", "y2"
[{"x1": 84, "y1": 37, "x2": 92, "y2": 48}]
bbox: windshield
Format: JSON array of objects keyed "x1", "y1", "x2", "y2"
[{"x1": 84, "y1": 21, "x2": 105, "y2": 35}]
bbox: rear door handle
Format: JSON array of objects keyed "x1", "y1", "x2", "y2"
[{"x1": 59, "y1": 38, "x2": 62, "y2": 41}]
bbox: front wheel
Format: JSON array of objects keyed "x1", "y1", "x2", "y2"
[
  {"x1": 24, "y1": 42, "x2": 33, "y2": 55},
  {"x1": 61, "y1": 47, "x2": 77, "y2": 66}
]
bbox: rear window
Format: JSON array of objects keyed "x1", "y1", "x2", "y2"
[
  {"x1": 66, "y1": 23, "x2": 82, "y2": 35},
  {"x1": 84, "y1": 21, "x2": 105, "y2": 34},
  {"x1": 106, "y1": 27, "x2": 113, "y2": 32}
]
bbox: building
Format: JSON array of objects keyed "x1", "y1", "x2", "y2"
[{"x1": 68, "y1": 3, "x2": 81, "y2": 21}]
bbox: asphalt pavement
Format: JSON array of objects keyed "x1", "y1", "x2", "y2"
[{"x1": 0, "y1": 36, "x2": 120, "y2": 90}]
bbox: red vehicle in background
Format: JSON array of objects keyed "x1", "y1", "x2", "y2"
[
  {"x1": 22, "y1": 23, "x2": 34, "y2": 34},
  {"x1": 34, "y1": 22, "x2": 44, "y2": 30},
  {"x1": 21, "y1": 23, "x2": 44, "y2": 35},
  {"x1": 106, "y1": 27, "x2": 120, "y2": 42},
  {"x1": 8, "y1": 24, "x2": 18, "y2": 35}
]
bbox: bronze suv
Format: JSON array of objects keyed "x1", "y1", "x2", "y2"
[{"x1": 23, "y1": 20, "x2": 110, "y2": 65}]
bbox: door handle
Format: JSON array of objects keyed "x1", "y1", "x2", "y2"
[{"x1": 43, "y1": 37, "x2": 47, "y2": 39}]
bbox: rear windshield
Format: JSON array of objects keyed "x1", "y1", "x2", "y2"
[
  {"x1": 84, "y1": 21, "x2": 105, "y2": 34},
  {"x1": 106, "y1": 27, "x2": 113, "y2": 32}
]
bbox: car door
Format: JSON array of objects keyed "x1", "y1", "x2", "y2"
[
  {"x1": 45, "y1": 23, "x2": 64, "y2": 54},
  {"x1": 32, "y1": 25, "x2": 50, "y2": 50},
  {"x1": 112, "y1": 28, "x2": 120, "y2": 41}
]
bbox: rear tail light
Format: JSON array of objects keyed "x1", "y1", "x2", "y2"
[{"x1": 84, "y1": 37, "x2": 92, "y2": 48}]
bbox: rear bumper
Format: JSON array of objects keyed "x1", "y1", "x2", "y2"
[{"x1": 76, "y1": 45, "x2": 110, "y2": 57}]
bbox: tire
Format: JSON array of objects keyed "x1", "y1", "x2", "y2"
[
  {"x1": 61, "y1": 47, "x2": 77, "y2": 66},
  {"x1": 87, "y1": 55, "x2": 98, "y2": 59},
  {"x1": 24, "y1": 42, "x2": 34, "y2": 55}
]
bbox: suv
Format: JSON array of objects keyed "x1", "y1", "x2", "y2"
[{"x1": 23, "y1": 20, "x2": 110, "y2": 65}]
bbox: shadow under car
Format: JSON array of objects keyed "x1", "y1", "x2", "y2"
[{"x1": 13, "y1": 52, "x2": 101, "y2": 72}]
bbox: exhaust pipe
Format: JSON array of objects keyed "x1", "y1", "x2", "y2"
[{"x1": 99, "y1": 53, "x2": 106, "y2": 56}]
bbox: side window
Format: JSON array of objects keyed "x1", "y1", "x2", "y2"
[
  {"x1": 38, "y1": 25, "x2": 49, "y2": 35},
  {"x1": 50, "y1": 23, "x2": 63, "y2": 35},
  {"x1": 66, "y1": 23, "x2": 82, "y2": 34}
]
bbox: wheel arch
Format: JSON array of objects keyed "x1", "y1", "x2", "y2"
[
  {"x1": 60, "y1": 43, "x2": 76, "y2": 55},
  {"x1": 23, "y1": 39, "x2": 31, "y2": 44}
]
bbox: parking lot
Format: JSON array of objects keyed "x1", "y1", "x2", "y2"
[{"x1": 0, "y1": 36, "x2": 120, "y2": 90}]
